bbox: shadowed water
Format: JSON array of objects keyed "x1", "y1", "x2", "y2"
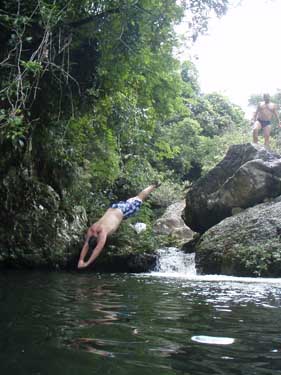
[{"x1": 1, "y1": 266, "x2": 281, "y2": 375}]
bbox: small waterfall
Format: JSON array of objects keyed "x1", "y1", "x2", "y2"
[{"x1": 153, "y1": 247, "x2": 196, "y2": 276}]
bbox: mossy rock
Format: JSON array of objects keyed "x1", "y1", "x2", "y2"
[
  {"x1": 195, "y1": 197, "x2": 281, "y2": 277},
  {"x1": 0, "y1": 172, "x2": 87, "y2": 268}
]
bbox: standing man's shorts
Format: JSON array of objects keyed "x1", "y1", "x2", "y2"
[
  {"x1": 111, "y1": 198, "x2": 142, "y2": 219},
  {"x1": 258, "y1": 119, "x2": 271, "y2": 128}
]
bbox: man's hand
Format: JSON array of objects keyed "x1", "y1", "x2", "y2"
[{"x1": 77, "y1": 259, "x2": 88, "y2": 269}]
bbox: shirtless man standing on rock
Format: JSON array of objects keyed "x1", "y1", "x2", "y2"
[
  {"x1": 77, "y1": 183, "x2": 161, "y2": 269},
  {"x1": 252, "y1": 93, "x2": 281, "y2": 148}
]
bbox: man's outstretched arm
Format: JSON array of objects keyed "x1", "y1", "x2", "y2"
[
  {"x1": 83, "y1": 229, "x2": 107, "y2": 268},
  {"x1": 77, "y1": 236, "x2": 90, "y2": 269}
]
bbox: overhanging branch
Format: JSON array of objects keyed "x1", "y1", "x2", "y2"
[{"x1": 69, "y1": 7, "x2": 121, "y2": 28}]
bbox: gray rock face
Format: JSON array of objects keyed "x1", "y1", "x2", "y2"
[
  {"x1": 183, "y1": 143, "x2": 281, "y2": 233},
  {"x1": 195, "y1": 197, "x2": 281, "y2": 277},
  {"x1": 0, "y1": 173, "x2": 87, "y2": 269},
  {"x1": 154, "y1": 201, "x2": 194, "y2": 244}
]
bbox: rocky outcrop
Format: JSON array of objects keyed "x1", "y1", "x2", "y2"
[
  {"x1": 0, "y1": 171, "x2": 159, "y2": 272},
  {"x1": 0, "y1": 172, "x2": 87, "y2": 269},
  {"x1": 154, "y1": 201, "x2": 194, "y2": 244},
  {"x1": 194, "y1": 196, "x2": 281, "y2": 277},
  {"x1": 92, "y1": 223, "x2": 159, "y2": 273},
  {"x1": 183, "y1": 143, "x2": 281, "y2": 233},
  {"x1": 89, "y1": 253, "x2": 158, "y2": 273}
]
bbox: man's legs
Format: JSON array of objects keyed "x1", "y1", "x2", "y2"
[
  {"x1": 253, "y1": 121, "x2": 261, "y2": 143},
  {"x1": 263, "y1": 125, "x2": 271, "y2": 148},
  {"x1": 135, "y1": 183, "x2": 160, "y2": 201}
]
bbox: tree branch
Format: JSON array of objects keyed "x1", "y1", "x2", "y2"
[{"x1": 68, "y1": 7, "x2": 121, "y2": 28}]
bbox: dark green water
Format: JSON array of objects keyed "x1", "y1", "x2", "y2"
[{"x1": 1, "y1": 270, "x2": 281, "y2": 375}]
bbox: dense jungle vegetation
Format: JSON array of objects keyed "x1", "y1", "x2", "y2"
[{"x1": 0, "y1": 0, "x2": 255, "y2": 247}]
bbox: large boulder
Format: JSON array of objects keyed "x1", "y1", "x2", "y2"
[
  {"x1": 153, "y1": 201, "x2": 194, "y2": 244},
  {"x1": 194, "y1": 196, "x2": 281, "y2": 277},
  {"x1": 183, "y1": 143, "x2": 281, "y2": 233},
  {"x1": 0, "y1": 171, "x2": 87, "y2": 269}
]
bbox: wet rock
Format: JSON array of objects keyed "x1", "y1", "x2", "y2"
[
  {"x1": 90, "y1": 252, "x2": 158, "y2": 273},
  {"x1": 181, "y1": 233, "x2": 201, "y2": 253},
  {"x1": 195, "y1": 196, "x2": 281, "y2": 277},
  {"x1": 154, "y1": 201, "x2": 194, "y2": 244},
  {"x1": 183, "y1": 143, "x2": 281, "y2": 233}
]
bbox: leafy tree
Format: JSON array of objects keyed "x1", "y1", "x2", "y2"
[
  {"x1": 0, "y1": 0, "x2": 230, "y2": 205},
  {"x1": 150, "y1": 60, "x2": 247, "y2": 181}
]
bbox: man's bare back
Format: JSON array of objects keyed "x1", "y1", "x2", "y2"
[{"x1": 95, "y1": 208, "x2": 123, "y2": 236}]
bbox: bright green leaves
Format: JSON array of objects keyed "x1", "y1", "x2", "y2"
[
  {"x1": 155, "y1": 140, "x2": 180, "y2": 161},
  {"x1": 89, "y1": 127, "x2": 120, "y2": 187},
  {"x1": 0, "y1": 109, "x2": 25, "y2": 142},
  {"x1": 1, "y1": 0, "x2": 235, "y2": 210},
  {"x1": 20, "y1": 60, "x2": 43, "y2": 75}
]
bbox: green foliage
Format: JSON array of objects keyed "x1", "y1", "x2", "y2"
[
  {"x1": 1, "y1": 0, "x2": 248, "y2": 268},
  {"x1": 230, "y1": 241, "x2": 281, "y2": 277},
  {"x1": 149, "y1": 180, "x2": 185, "y2": 208},
  {"x1": 107, "y1": 221, "x2": 158, "y2": 256},
  {"x1": 149, "y1": 70, "x2": 247, "y2": 181},
  {"x1": 181, "y1": 61, "x2": 200, "y2": 95},
  {"x1": 115, "y1": 157, "x2": 161, "y2": 199},
  {"x1": 187, "y1": 92, "x2": 247, "y2": 137},
  {"x1": 2, "y1": 110, "x2": 25, "y2": 141},
  {"x1": 199, "y1": 123, "x2": 252, "y2": 173},
  {"x1": 154, "y1": 117, "x2": 203, "y2": 178},
  {"x1": 21, "y1": 60, "x2": 43, "y2": 75},
  {"x1": 1, "y1": 0, "x2": 231, "y2": 195}
]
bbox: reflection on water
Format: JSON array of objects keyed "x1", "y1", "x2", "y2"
[
  {"x1": 1, "y1": 270, "x2": 281, "y2": 374},
  {"x1": 191, "y1": 335, "x2": 235, "y2": 345}
]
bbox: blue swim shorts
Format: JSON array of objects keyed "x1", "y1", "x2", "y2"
[
  {"x1": 258, "y1": 119, "x2": 271, "y2": 128},
  {"x1": 111, "y1": 198, "x2": 142, "y2": 219}
]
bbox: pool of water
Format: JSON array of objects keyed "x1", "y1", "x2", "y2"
[{"x1": 1, "y1": 270, "x2": 281, "y2": 375}]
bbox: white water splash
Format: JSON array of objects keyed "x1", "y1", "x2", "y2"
[
  {"x1": 153, "y1": 247, "x2": 196, "y2": 277},
  {"x1": 150, "y1": 247, "x2": 281, "y2": 284}
]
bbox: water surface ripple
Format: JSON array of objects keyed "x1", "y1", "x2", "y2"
[{"x1": 1, "y1": 270, "x2": 281, "y2": 374}]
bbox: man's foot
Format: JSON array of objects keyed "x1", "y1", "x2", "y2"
[{"x1": 152, "y1": 180, "x2": 162, "y2": 188}]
